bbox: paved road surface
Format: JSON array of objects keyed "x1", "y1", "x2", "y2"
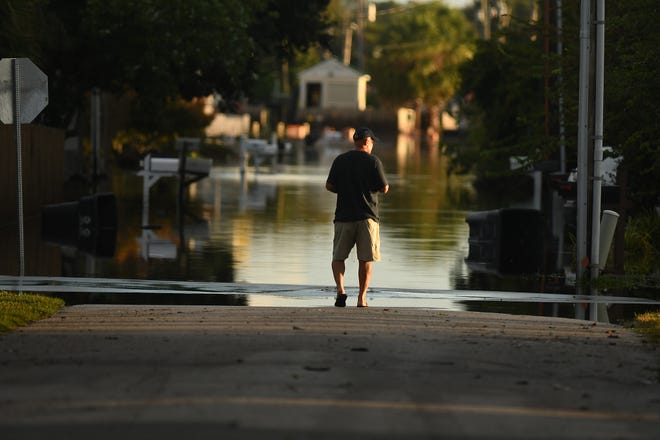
[{"x1": 1, "y1": 305, "x2": 659, "y2": 439}]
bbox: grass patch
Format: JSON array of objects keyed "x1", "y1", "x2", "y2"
[
  {"x1": 0, "y1": 291, "x2": 65, "y2": 334},
  {"x1": 633, "y1": 311, "x2": 660, "y2": 344}
]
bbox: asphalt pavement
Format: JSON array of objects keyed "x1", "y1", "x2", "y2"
[{"x1": 1, "y1": 305, "x2": 659, "y2": 439}]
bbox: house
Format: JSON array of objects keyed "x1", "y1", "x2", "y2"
[{"x1": 297, "y1": 58, "x2": 370, "y2": 112}]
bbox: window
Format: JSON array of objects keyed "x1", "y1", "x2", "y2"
[{"x1": 306, "y1": 83, "x2": 321, "y2": 108}]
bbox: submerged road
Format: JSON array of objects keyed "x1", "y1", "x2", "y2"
[
  {"x1": 1, "y1": 305, "x2": 659, "y2": 439},
  {"x1": 3, "y1": 275, "x2": 660, "y2": 313}
]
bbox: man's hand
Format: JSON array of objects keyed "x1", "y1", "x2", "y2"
[{"x1": 325, "y1": 181, "x2": 337, "y2": 193}]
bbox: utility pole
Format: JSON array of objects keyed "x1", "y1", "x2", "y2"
[
  {"x1": 589, "y1": 0, "x2": 606, "y2": 321},
  {"x1": 557, "y1": 0, "x2": 566, "y2": 174},
  {"x1": 357, "y1": 0, "x2": 366, "y2": 71},
  {"x1": 576, "y1": 0, "x2": 591, "y2": 299},
  {"x1": 482, "y1": 0, "x2": 491, "y2": 40}
]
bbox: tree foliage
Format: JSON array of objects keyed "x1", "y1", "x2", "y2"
[
  {"x1": 459, "y1": 5, "x2": 548, "y2": 177},
  {"x1": 253, "y1": 0, "x2": 331, "y2": 64},
  {"x1": 247, "y1": 0, "x2": 331, "y2": 117},
  {"x1": 459, "y1": 0, "x2": 659, "y2": 211},
  {"x1": 0, "y1": 0, "x2": 48, "y2": 59},
  {"x1": 365, "y1": 1, "x2": 476, "y2": 110},
  {"x1": 0, "y1": 0, "x2": 330, "y2": 132},
  {"x1": 604, "y1": 0, "x2": 660, "y2": 211}
]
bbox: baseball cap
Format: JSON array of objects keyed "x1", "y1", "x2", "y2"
[{"x1": 353, "y1": 126, "x2": 380, "y2": 142}]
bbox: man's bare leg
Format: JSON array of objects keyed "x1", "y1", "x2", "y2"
[
  {"x1": 357, "y1": 260, "x2": 372, "y2": 307},
  {"x1": 332, "y1": 259, "x2": 347, "y2": 307},
  {"x1": 331, "y1": 260, "x2": 346, "y2": 294}
]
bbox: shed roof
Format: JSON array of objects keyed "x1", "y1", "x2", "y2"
[{"x1": 298, "y1": 58, "x2": 366, "y2": 80}]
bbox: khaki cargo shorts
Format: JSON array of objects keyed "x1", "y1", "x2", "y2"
[{"x1": 332, "y1": 219, "x2": 381, "y2": 262}]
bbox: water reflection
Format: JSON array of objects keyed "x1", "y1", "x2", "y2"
[
  {"x1": 5, "y1": 134, "x2": 480, "y2": 290},
  {"x1": 3, "y1": 133, "x2": 658, "y2": 321}
]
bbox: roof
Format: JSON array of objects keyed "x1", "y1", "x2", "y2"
[{"x1": 298, "y1": 58, "x2": 367, "y2": 80}]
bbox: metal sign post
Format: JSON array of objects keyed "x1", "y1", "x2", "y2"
[
  {"x1": 14, "y1": 60, "x2": 25, "y2": 279},
  {"x1": 0, "y1": 58, "x2": 49, "y2": 280}
]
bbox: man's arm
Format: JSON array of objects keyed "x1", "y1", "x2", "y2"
[{"x1": 374, "y1": 157, "x2": 389, "y2": 195}]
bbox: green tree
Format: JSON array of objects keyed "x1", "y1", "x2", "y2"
[
  {"x1": 248, "y1": 0, "x2": 331, "y2": 120},
  {"x1": 59, "y1": 0, "x2": 255, "y2": 130},
  {"x1": 459, "y1": 0, "x2": 659, "y2": 211},
  {"x1": 366, "y1": 1, "x2": 476, "y2": 118},
  {"x1": 0, "y1": 0, "x2": 48, "y2": 58},
  {"x1": 604, "y1": 0, "x2": 660, "y2": 211},
  {"x1": 1, "y1": 0, "x2": 331, "y2": 133},
  {"x1": 459, "y1": 10, "x2": 549, "y2": 178}
]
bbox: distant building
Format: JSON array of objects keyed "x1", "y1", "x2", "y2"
[{"x1": 297, "y1": 58, "x2": 370, "y2": 112}]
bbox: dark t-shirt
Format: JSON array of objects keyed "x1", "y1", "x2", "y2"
[{"x1": 326, "y1": 150, "x2": 388, "y2": 222}]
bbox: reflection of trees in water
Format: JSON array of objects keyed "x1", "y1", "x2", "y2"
[
  {"x1": 461, "y1": 298, "x2": 660, "y2": 325},
  {"x1": 461, "y1": 301, "x2": 576, "y2": 319},
  {"x1": 379, "y1": 140, "x2": 476, "y2": 252},
  {"x1": 147, "y1": 242, "x2": 235, "y2": 283},
  {"x1": 48, "y1": 291, "x2": 247, "y2": 306},
  {"x1": 454, "y1": 270, "x2": 551, "y2": 293},
  {"x1": 102, "y1": 169, "x2": 238, "y2": 283},
  {"x1": 26, "y1": 138, "x2": 573, "y2": 298}
]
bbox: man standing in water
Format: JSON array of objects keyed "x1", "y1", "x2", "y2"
[{"x1": 325, "y1": 127, "x2": 389, "y2": 307}]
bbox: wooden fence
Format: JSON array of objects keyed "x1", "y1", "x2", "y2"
[
  {"x1": 1, "y1": 124, "x2": 65, "y2": 276},
  {"x1": 0, "y1": 124, "x2": 65, "y2": 223}
]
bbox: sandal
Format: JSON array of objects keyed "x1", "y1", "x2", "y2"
[{"x1": 334, "y1": 293, "x2": 347, "y2": 307}]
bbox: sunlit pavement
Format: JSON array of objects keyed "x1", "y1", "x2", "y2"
[{"x1": 1, "y1": 305, "x2": 659, "y2": 439}]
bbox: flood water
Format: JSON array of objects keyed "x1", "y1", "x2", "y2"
[
  {"x1": 2, "y1": 133, "x2": 658, "y2": 321},
  {"x1": 78, "y1": 135, "x2": 481, "y2": 291},
  {"x1": 90, "y1": 136, "x2": 507, "y2": 288}
]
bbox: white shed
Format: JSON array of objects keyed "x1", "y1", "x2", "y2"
[{"x1": 297, "y1": 58, "x2": 370, "y2": 111}]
